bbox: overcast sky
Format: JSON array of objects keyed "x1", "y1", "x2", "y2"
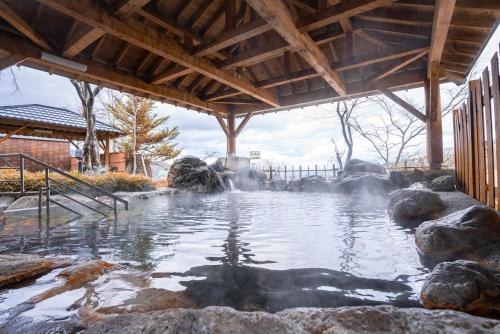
[{"x1": 1, "y1": 28, "x2": 499, "y2": 167}]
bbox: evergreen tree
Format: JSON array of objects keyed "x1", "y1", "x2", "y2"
[{"x1": 106, "y1": 94, "x2": 180, "y2": 174}]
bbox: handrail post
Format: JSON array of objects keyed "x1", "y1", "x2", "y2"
[
  {"x1": 45, "y1": 168, "x2": 50, "y2": 227},
  {"x1": 113, "y1": 198, "x2": 118, "y2": 221},
  {"x1": 19, "y1": 155, "x2": 25, "y2": 194},
  {"x1": 38, "y1": 187, "x2": 43, "y2": 221}
]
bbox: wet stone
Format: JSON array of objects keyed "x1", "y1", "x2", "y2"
[
  {"x1": 429, "y1": 175, "x2": 456, "y2": 192},
  {"x1": 415, "y1": 205, "x2": 500, "y2": 269},
  {"x1": 167, "y1": 156, "x2": 225, "y2": 193},
  {"x1": 388, "y1": 188, "x2": 445, "y2": 221},
  {"x1": 0, "y1": 254, "x2": 72, "y2": 288},
  {"x1": 420, "y1": 260, "x2": 500, "y2": 318},
  {"x1": 83, "y1": 305, "x2": 500, "y2": 334}
]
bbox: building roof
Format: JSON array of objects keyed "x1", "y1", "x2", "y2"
[
  {"x1": 0, "y1": 1, "x2": 498, "y2": 118},
  {"x1": 0, "y1": 104, "x2": 121, "y2": 141}
]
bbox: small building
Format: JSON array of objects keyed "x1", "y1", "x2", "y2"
[{"x1": 0, "y1": 104, "x2": 122, "y2": 171}]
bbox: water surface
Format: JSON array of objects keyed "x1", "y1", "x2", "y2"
[{"x1": 0, "y1": 191, "x2": 428, "y2": 325}]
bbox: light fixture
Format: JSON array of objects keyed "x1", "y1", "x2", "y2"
[
  {"x1": 41, "y1": 52, "x2": 87, "y2": 72},
  {"x1": 34, "y1": 129, "x2": 53, "y2": 134}
]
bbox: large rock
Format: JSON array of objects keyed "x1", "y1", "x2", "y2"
[
  {"x1": 415, "y1": 205, "x2": 500, "y2": 269},
  {"x1": 420, "y1": 260, "x2": 500, "y2": 318},
  {"x1": 332, "y1": 173, "x2": 392, "y2": 195},
  {"x1": 286, "y1": 175, "x2": 330, "y2": 192},
  {"x1": 167, "y1": 156, "x2": 226, "y2": 193},
  {"x1": 429, "y1": 175, "x2": 456, "y2": 192},
  {"x1": 389, "y1": 169, "x2": 425, "y2": 188},
  {"x1": 0, "y1": 254, "x2": 71, "y2": 288},
  {"x1": 264, "y1": 179, "x2": 287, "y2": 191},
  {"x1": 83, "y1": 305, "x2": 500, "y2": 334},
  {"x1": 344, "y1": 159, "x2": 386, "y2": 174},
  {"x1": 388, "y1": 188, "x2": 445, "y2": 221}
]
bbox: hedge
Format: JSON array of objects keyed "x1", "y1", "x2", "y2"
[{"x1": 0, "y1": 169, "x2": 155, "y2": 193}]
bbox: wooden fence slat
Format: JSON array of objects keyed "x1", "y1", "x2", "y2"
[
  {"x1": 492, "y1": 50, "x2": 500, "y2": 209},
  {"x1": 467, "y1": 87, "x2": 476, "y2": 198},
  {"x1": 482, "y1": 67, "x2": 495, "y2": 207},
  {"x1": 475, "y1": 79, "x2": 486, "y2": 203}
]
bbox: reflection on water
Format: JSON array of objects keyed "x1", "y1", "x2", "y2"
[{"x1": 0, "y1": 191, "x2": 428, "y2": 318}]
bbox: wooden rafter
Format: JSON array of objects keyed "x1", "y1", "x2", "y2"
[
  {"x1": 0, "y1": 30, "x2": 227, "y2": 115},
  {"x1": 39, "y1": 0, "x2": 280, "y2": 108},
  {"x1": 246, "y1": 0, "x2": 346, "y2": 96},
  {"x1": 0, "y1": 123, "x2": 32, "y2": 144},
  {"x1": 204, "y1": 45, "x2": 428, "y2": 101},
  {"x1": 0, "y1": 54, "x2": 26, "y2": 71},
  {"x1": 380, "y1": 88, "x2": 426, "y2": 122},
  {"x1": 428, "y1": 0, "x2": 457, "y2": 77},
  {"x1": 0, "y1": 0, "x2": 52, "y2": 50},
  {"x1": 370, "y1": 49, "x2": 429, "y2": 81},
  {"x1": 298, "y1": 0, "x2": 398, "y2": 32},
  {"x1": 62, "y1": 0, "x2": 152, "y2": 58}
]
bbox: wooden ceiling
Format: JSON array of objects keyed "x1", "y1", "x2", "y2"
[{"x1": 0, "y1": 0, "x2": 498, "y2": 118}]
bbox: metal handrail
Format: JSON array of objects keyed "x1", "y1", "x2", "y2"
[{"x1": 0, "y1": 153, "x2": 129, "y2": 222}]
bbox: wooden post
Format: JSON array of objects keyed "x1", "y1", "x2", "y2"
[
  {"x1": 227, "y1": 113, "x2": 236, "y2": 158},
  {"x1": 425, "y1": 70, "x2": 443, "y2": 170},
  {"x1": 104, "y1": 137, "x2": 111, "y2": 168},
  {"x1": 284, "y1": 165, "x2": 287, "y2": 181},
  {"x1": 269, "y1": 165, "x2": 273, "y2": 180},
  {"x1": 299, "y1": 165, "x2": 302, "y2": 179}
]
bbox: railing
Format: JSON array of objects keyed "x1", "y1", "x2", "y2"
[
  {"x1": 264, "y1": 164, "x2": 339, "y2": 181},
  {"x1": 0, "y1": 153, "x2": 128, "y2": 222},
  {"x1": 453, "y1": 46, "x2": 500, "y2": 209}
]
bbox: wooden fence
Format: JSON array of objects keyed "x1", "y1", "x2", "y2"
[
  {"x1": 264, "y1": 164, "x2": 339, "y2": 181},
  {"x1": 453, "y1": 46, "x2": 500, "y2": 209}
]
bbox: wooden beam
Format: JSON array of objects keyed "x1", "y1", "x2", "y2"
[
  {"x1": 380, "y1": 88, "x2": 426, "y2": 122},
  {"x1": 216, "y1": 115, "x2": 229, "y2": 136},
  {"x1": 428, "y1": 0, "x2": 456, "y2": 77},
  {"x1": 62, "y1": 0, "x2": 152, "y2": 58},
  {"x1": 246, "y1": 0, "x2": 346, "y2": 95},
  {"x1": 370, "y1": 49, "x2": 429, "y2": 81},
  {"x1": 0, "y1": 0, "x2": 52, "y2": 50},
  {"x1": 193, "y1": 19, "x2": 272, "y2": 57},
  {"x1": 353, "y1": 29, "x2": 388, "y2": 48},
  {"x1": 0, "y1": 54, "x2": 26, "y2": 71},
  {"x1": 235, "y1": 112, "x2": 253, "y2": 136},
  {"x1": 149, "y1": 66, "x2": 193, "y2": 84},
  {"x1": 40, "y1": 0, "x2": 280, "y2": 107},
  {"x1": 298, "y1": 0, "x2": 397, "y2": 32},
  {"x1": 0, "y1": 30, "x2": 228, "y2": 115},
  {"x1": 0, "y1": 123, "x2": 32, "y2": 144}
]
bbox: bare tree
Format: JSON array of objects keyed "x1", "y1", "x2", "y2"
[
  {"x1": 319, "y1": 99, "x2": 363, "y2": 170},
  {"x1": 351, "y1": 96, "x2": 425, "y2": 167},
  {"x1": 70, "y1": 80, "x2": 103, "y2": 171}
]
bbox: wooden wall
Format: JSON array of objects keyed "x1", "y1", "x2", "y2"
[
  {"x1": 453, "y1": 46, "x2": 500, "y2": 209},
  {"x1": 0, "y1": 136, "x2": 70, "y2": 171}
]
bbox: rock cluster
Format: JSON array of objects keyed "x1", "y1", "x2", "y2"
[
  {"x1": 83, "y1": 305, "x2": 500, "y2": 334},
  {"x1": 167, "y1": 156, "x2": 226, "y2": 193},
  {"x1": 415, "y1": 205, "x2": 500, "y2": 317}
]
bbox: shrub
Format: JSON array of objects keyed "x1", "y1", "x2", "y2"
[{"x1": 0, "y1": 170, "x2": 155, "y2": 193}]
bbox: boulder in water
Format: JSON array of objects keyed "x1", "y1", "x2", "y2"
[
  {"x1": 387, "y1": 188, "x2": 445, "y2": 221},
  {"x1": 415, "y1": 205, "x2": 500, "y2": 269},
  {"x1": 343, "y1": 159, "x2": 386, "y2": 174},
  {"x1": 332, "y1": 173, "x2": 392, "y2": 195},
  {"x1": 420, "y1": 260, "x2": 500, "y2": 318},
  {"x1": 168, "y1": 156, "x2": 226, "y2": 193},
  {"x1": 265, "y1": 179, "x2": 287, "y2": 191},
  {"x1": 429, "y1": 175, "x2": 456, "y2": 192},
  {"x1": 0, "y1": 254, "x2": 72, "y2": 288},
  {"x1": 286, "y1": 175, "x2": 330, "y2": 192}
]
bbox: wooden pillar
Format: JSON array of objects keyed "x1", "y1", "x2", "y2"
[
  {"x1": 104, "y1": 137, "x2": 111, "y2": 168},
  {"x1": 425, "y1": 67, "x2": 443, "y2": 170},
  {"x1": 227, "y1": 114, "x2": 236, "y2": 158}
]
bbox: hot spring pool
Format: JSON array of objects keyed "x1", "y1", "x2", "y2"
[{"x1": 0, "y1": 191, "x2": 429, "y2": 326}]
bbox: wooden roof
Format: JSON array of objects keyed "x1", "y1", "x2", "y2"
[
  {"x1": 0, "y1": 0, "x2": 498, "y2": 118},
  {"x1": 0, "y1": 104, "x2": 122, "y2": 140}
]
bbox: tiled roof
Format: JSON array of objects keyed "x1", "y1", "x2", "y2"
[{"x1": 0, "y1": 104, "x2": 120, "y2": 134}]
